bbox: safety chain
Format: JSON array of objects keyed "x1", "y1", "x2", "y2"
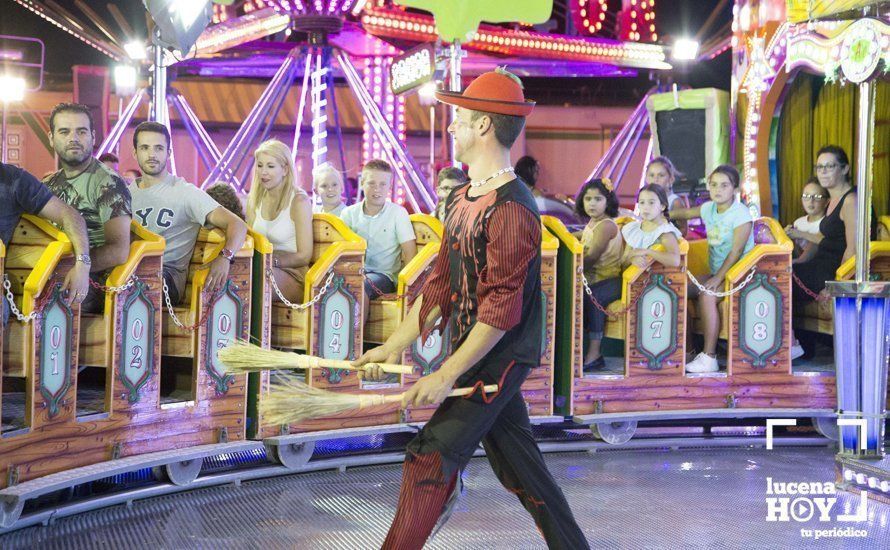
[
  {"x1": 360, "y1": 268, "x2": 404, "y2": 299},
  {"x1": 3, "y1": 275, "x2": 62, "y2": 323},
  {"x1": 268, "y1": 269, "x2": 336, "y2": 310},
  {"x1": 581, "y1": 271, "x2": 653, "y2": 318},
  {"x1": 163, "y1": 279, "x2": 218, "y2": 332},
  {"x1": 791, "y1": 271, "x2": 831, "y2": 302},
  {"x1": 687, "y1": 269, "x2": 757, "y2": 298},
  {"x1": 89, "y1": 274, "x2": 139, "y2": 294}
]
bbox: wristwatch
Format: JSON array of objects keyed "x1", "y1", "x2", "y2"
[
  {"x1": 74, "y1": 254, "x2": 91, "y2": 266},
  {"x1": 220, "y1": 247, "x2": 236, "y2": 264}
]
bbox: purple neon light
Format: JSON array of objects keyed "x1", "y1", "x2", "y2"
[
  {"x1": 97, "y1": 90, "x2": 145, "y2": 157},
  {"x1": 292, "y1": 52, "x2": 313, "y2": 162},
  {"x1": 233, "y1": 59, "x2": 300, "y2": 184},
  {"x1": 171, "y1": 94, "x2": 225, "y2": 175},
  {"x1": 337, "y1": 50, "x2": 435, "y2": 212},
  {"x1": 264, "y1": 0, "x2": 365, "y2": 14},
  {"x1": 202, "y1": 52, "x2": 298, "y2": 188},
  {"x1": 586, "y1": 87, "x2": 656, "y2": 188}
]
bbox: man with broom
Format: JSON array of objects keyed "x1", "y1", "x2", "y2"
[{"x1": 353, "y1": 68, "x2": 589, "y2": 549}]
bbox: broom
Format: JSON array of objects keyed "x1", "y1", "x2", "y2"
[
  {"x1": 217, "y1": 340, "x2": 414, "y2": 375},
  {"x1": 259, "y1": 372, "x2": 498, "y2": 425}
]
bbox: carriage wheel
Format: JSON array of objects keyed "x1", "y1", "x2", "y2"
[
  {"x1": 812, "y1": 417, "x2": 839, "y2": 441},
  {"x1": 265, "y1": 440, "x2": 316, "y2": 470},
  {"x1": 153, "y1": 459, "x2": 203, "y2": 486},
  {"x1": 594, "y1": 421, "x2": 638, "y2": 445},
  {"x1": 0, "y1": 499, "x2": 25, "y2": 529}
]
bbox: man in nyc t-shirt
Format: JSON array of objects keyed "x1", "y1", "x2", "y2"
[{"x1": 128, "y1": 122, "x2": 247, "y2": 305}]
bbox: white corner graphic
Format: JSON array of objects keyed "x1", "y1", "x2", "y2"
[{"x1": 766, "y1": 419, "x2": 797, "y2": 450}]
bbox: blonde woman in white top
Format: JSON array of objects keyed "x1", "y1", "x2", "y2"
[{"x1": 247, "y1": 140, "x2": 313, "y2": 303}]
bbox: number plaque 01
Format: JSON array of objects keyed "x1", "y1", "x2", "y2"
[{"x1": 39, "y1": 286, "x2": 73, "y2": 418}]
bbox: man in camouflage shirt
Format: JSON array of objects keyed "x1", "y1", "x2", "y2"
[{"x1": 44, "y1": 103, "x2": 131, "y2": 313}]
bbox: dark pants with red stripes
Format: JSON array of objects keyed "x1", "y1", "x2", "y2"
[{"x1": 382, "y1": 363, "x2": 589, "y2": 549}]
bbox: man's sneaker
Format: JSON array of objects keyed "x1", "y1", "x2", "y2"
[
  {"x1": 790, "y1": 341, "x2": 805, "y2": 360},
  {"x1": 686, "y1": 352, "x2": 719, "y2": 373}
]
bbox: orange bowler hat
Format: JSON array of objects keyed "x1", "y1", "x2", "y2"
[{"x1": 435, "y1": 68, "x2": 535, "y2": 117}]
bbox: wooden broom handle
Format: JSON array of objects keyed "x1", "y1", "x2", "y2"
[
  {"x1": 311, "y1": 357, "x2": 415, "y2": 375},
  {"x1": 381, "y1": 384, "x2": 499, "y2": 403}
]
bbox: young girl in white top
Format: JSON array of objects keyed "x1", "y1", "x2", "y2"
[
  {"x1": 247, "y1": 139, "x2": 314, "y2": 303},
  {"x1": 645, "y1": 156, "x2": 690, "y2": 233},
  {"x1": 615, "y1": 186, "x2": 683, "y2": 370},
  {"x1": 786, "y1": 177, "x2": 828, "y2": 261},
  {"x1": 312, "y1": 162, "x2": 346, "y2": 216},
  {"x1": 621, "y1": 184, "x2": 682, "y2": 269},
  {"x1": 573, "y1": 178, "x2": 624, "y2": 372},
  {"x1": 671, "y1": 165, "x2": 755, "y2": 373}
]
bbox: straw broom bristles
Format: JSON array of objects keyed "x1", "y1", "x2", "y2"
[
  {"x1": 259, "y1": 372, "x2": 498, "y2": 425},
  {"x1": 217, "y1": 340, "x2": 414, "y2": 375}
]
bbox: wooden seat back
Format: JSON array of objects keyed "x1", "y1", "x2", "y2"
[
  {"x1": 79, "y1": 222, "x2": 164, "y2": 370},
  {"x1": 366, "y1": 214, "x2": 443, "y2": 345},
  {"x1": 717, "y1": 217, "x2": 793, "y2": 373},
  {"x1": 3, "y1": 215, "x2": 76, "y2": 379},
  {"x1": 1, "y1": 214, "x2": 80, "y2": 441},
  {"x1": 793, "y1": 241, "x2": 890, "y2": 334},
  {"x1": 604, "y1": 238, "x2": 690, "y2": 377},
  {"x1": 160, "y1": 228, "x2": 253, "y2": 413},
  {"x1": 253, "y1": 213, "x2": 368, "y2": 437}
]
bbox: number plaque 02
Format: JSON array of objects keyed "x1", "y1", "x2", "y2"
[{"x1": 119, "y1": 281, "x2": 155, "y2": 403}]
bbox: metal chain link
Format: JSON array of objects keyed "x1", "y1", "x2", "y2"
[
  {"x1": 581, "y1": 271, "x2": 653, "y2": 318},
  {"x1": 686, "y1": 269, "x2": 757, "y2": 298},
  {"x1": 163, "y1": 279, "x2": 217, "y2": 332},
  {"x1": 791, "y1": 271, "x2": 831, "y2": 302},
  {"x1": 3, "y1": 275, "x2": 60, "y2": 323},
  {"x1": 360, "y1": 268, "x2": 404, "y2": 299},
  {"x1": 268, "y1": 269, "x2": 336, "y2": 310},
  {"x1": 88, "y1": 274, "x2": 139, "y2": 294}
]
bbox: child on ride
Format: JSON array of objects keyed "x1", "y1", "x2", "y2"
[
  {"x1": 786, "y1": 177, "x2": 829, "y2": 261},
  {"x1": 671, "y1": 165, "x2": 754, "y2": 373},
  {"x1": 574, "y1": 178, "x2": 623, "y2": 371},
  {"x1": 578, "y1": 184, "x2": 682, "y2": 371}
]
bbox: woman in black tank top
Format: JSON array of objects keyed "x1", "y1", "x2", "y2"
[{"x1": 792, "y1": 145, "x2": 874, "y2": 303}]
